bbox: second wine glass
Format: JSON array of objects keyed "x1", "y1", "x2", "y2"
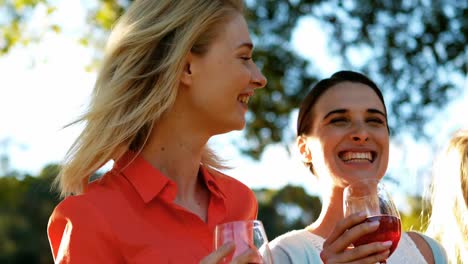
[
  {"x1": 214, "y1": 220, "x2": 272, "y2": 264},
  {"x1": 343, "y1": 179, "x2": 401, "y2": 263}
]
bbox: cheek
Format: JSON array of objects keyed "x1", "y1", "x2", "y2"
[
  {"x1": 310, "y1": 140, "x2": 332, "y2": 168},
  {"x1": 380, "y1": 134, "x2": 390, "y2": 155},
  {"x1": 239, "y1": 63, "x2": 255, "y2": 80},
  {"x1": 378, "y1": 135, "x2": 390, "y2": 178}
]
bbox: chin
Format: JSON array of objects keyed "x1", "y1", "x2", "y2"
[
  {"x1": 214, "y1": 121, "x2": 245, "y2": 135},
  {"x1": 235, "y1": 122, "x2": 246, "y2": 130},
  {"x1": 339, "y1": 175, "x2": 377, "y2": 185},
  {"x1": 229, "y1": 117, "x2": 246, "y2": 131}
]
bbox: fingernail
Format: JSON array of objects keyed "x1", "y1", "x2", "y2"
[
  {"x1": 382, "y1": 241, "x2": 392, "y2": 247},
  {"x1": 368, "y1": 221, "x2": 380, "y2": 227},
  {"x1": 358, "y1": 212, "x2": 367, "y2": 217}
]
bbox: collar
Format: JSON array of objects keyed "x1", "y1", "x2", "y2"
[
  {"x1": 199, "y1": 165, "x2": 227, "y2": 200},
  {"x1": 113, "y1": 152, "x2": 226, "y2": 203}
]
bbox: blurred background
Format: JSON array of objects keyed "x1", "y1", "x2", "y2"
[{"x1": 0, "y1": 0, "x2": 466, "y2": 263}]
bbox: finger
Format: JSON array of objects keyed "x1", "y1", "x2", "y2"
[
  {"x1": 348, "y1": 249, "x2": 390, "y2": 264},
  {"x1": 337, "y1": 220, "x2": 381, "y2": 250},
  {"x1": 199, "y1": 243, "x2": 235, "y2": 264},
  {"x1": 332, "y1": 241, "x2": 392, "y2": 263},
  {"x1": 230, "y1": 248, "x2": 262, "y2": 264},
  {"x1": 324, "y1": 212, "x2": 367, "y2": 247},
  {"x1": 323, "y1": 218, "x2": 380, "y2": 255}
]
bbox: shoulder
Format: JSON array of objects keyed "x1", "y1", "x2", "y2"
[
  {"x1": 51, "y1": 194, "x2": 96, "y2": 219},
  {"x1": 48, "y1": 194, "x2": 110, "y2": 232},
  {"x1": 47, "y1": 194, "x2": 116, "y2": 260},
  {"x1": 207, "y1": 168, "x2": 250, "y2": 189},
  {"x1": 269, "y1": 229, "x2": 322, "y2": 263},
  {"x1": 406, "y1": 231, "x2": 448, "y2": 264},
  {"x1": 270, "y1": 230, "x2": 306, "y2": 248},
  {"x1": 270, "y1": 229, "x2": 322, "y2": 250},
  {"x1": 206, "y1": 167, "x2": 258, "y2": 218},
  {"x1": 206, "y1": 168, "x2": 256, "y2": 199},
  {"x1": 48, "y1": 176, "x2": 126, "y2": 237}
]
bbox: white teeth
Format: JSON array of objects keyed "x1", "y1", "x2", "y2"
[
  {"x1": 237, "y1": 95, "x2": 250, "y2": 104},
  {"x1": 341, "y1": 152, "x2": 372, "y2": 162}
]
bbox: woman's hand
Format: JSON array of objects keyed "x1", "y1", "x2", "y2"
[
  {"x1": 320, "y1": 212, "x2": 393, "y2": 264},
  {"x1": 199, "y1": 242, "x2": 262, "y2": 264}
]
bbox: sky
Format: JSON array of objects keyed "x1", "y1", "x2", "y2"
[{"x1": 0, "y1": 1, "x2": 467, "y2": 209}]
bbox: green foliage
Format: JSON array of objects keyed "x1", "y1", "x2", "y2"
[
  {"x1": 90, "y1": 0, "x2": 125, "y2": 30},
  {"x1": 242, "y1": 0, "x2": 467, "y2": 157},
  {"x1": 400, "y1": 195, "x2": 428, "y2": 232},
  {"x1": 0, "y1": 0, "x2": 52, "y2": 54},
  {"x1": 0, "y1": 165, "x2": 60, "y2": 264},
  {"x1": 0, "y1": 0, "x2": 466, "y2": 159},
  {"x1": 11, "y1": 0, "x2": 42, "y2": 11},
  {"x1": 320, "y1": 0, "x2": 467, "y2": 139},
  {"x1": 1, "y1": 19, "x2": 21, "y2": 55},
  {"x1": 255, "y1": 185, "x2": 321, "y2": 240}
]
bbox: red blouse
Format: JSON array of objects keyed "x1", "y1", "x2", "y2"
[{"x1": 47, "y1": 153, "x2": 258, "y2": 263}]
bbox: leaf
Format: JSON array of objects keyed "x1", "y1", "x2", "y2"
[{"x1": 50, "y1": 24, "x2": 60, "y2": 33}]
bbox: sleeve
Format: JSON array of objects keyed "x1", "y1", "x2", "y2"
[{"x1": 47, "y1": 196, "x2": 123, "y2": 263}]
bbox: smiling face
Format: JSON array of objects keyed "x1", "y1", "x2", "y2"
[
  {"x1": 179, "y1": 12, "x2": 267, "y2": 135},
  {"x1": 299, "y1": 82, "x2": 390, "y2": 187}
]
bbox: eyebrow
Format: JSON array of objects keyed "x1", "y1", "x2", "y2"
[
  {"x1": 367, "y1": 108, "x2": 386, "y2": 117},
  {"x1": 323, "y1": 108, "x2": 386, "y2": 119},
  {"x1": 237, "y1": 42, "x2": 253, "y2": 50}
]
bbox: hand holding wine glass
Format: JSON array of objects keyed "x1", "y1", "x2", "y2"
[
  {"x1": 343, "y1": 179, "x2": 402, "y2": 263},
  {"x1": 214, "y1": 220, "x2": 272, "y2": 264}
]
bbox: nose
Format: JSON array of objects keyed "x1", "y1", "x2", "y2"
[
  {"x1": 251, "y1": 64, "x2": 267, "y2": 89},
  {"x1": 350, "y1": 123, "x2": 369, "y2": 143}
]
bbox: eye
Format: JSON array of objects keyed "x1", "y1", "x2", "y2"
[
  {"x1": 240, "y1": 56, "x2": 252, "y2": 61},
  {"x1": 367, "y1": 118, "x2": 385, "y2": 125},
  {"x1": 330, "y1": 117, "x2": 348, "y2": 125}
]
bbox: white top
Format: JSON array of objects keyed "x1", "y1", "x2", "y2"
[{"x1": 269, "y1": 229, "x2": 428, "y2": 264}]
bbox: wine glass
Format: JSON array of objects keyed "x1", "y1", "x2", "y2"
[
  {"x1": 343, "y1": 179, "x2": 401, "y2": 263},
  {"x1": 214, "y1": 220, "x2": 273, "y2": 264}
]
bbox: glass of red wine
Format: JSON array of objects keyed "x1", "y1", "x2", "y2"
[{"x1": 343, "y1": 179, "x2": 401, "y2": 263}]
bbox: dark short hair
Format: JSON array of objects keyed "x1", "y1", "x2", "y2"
[{"x1": 297, "y1": 70, "x2": 389, "y2": 137}]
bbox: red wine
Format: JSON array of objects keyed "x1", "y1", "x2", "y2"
[{"x1": 353, "y1": 215, "x2": 401, "y2": 255}]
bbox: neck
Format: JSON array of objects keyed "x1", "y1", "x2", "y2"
[
  {"x1": 141, "y1": 111, "x2": 210, "y2": 202},
  {"x1": 307, "y1": 184, "x2": 345, "y2": 238}
]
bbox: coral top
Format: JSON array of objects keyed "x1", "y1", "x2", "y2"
[{"x1": 47, "y1": 153, "x2": 258, "y2": 263}]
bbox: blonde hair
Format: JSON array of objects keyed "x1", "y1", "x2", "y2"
[
  {"x1": 425, "y1": 129, "x2": 468, "y2": 263},
  {"x1": 56, "y1": 0, "x2": 244, "y2": 197}
]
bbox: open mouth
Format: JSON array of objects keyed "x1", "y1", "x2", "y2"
[
  {"x1": 237, "y1": 94, "x2": 250, "y2": 105},
  {"x1": 338, "y1": 151, "x2": 376, "y2": 163}
]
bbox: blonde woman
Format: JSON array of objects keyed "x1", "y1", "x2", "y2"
[
  {"x1": 47, "y1": 0, "x2": 267, "y2": 263},
  {"x1": 425, "y1": 130, "x2": 468, "y2": 263}
]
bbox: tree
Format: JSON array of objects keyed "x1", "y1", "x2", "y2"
[
  {"x1": 255, "y1": 185, "x2": 322, "y2": 240},
  {"x1": 0, "y1": 164, "x2": 60, "y2": 264},
  {"x1": 0, "y1": 161, "x2": 107, "y2": 263},
  {"x1": 1, "y1": 0, "x2": 466, "y2": 160},
  {"x1": 243, "y1": 0, "x2": 467, "y2": 158}
]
